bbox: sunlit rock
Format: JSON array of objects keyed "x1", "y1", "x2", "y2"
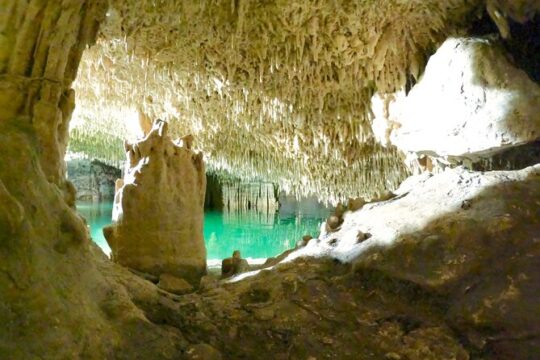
[
  {"x1": 289, "y1": 165, "x2": 540, "y2": 358},
  {"x1": 105, "y1": 119, "x2": 207, "y2": 285},
  {"x1": 372, "y1": 37, "x2": 540, "y2": 173}
]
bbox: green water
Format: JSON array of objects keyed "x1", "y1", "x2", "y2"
[{"x1": 76, "y1": 201, "x2": 327, "y2": 262}]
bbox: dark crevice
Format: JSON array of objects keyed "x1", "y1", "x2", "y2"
[
  {"x1": 469, "y1": 10, "x2": 540, "y2": 83},
  {"x1": 470, "y1": 141, "x2": 540, "y2": 172},
  {"x1": 504, "y1": 14, "x2": 540, "y2": 83}
]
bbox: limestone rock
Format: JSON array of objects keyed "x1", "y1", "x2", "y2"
[
  {"x1": 0, "y1": 2, "x2": 185, "y2": 359},
  {"x1": 104, "y1": 119, "x2": 207, "y2": 285},
  {"x1": 347, "y1": 197, "x2": 366, "y2": 212},
  {"x1": 372, "y1": 37, "x2": 540, "y2": 165},
  {"x1": 157, "y1": 273, "x2": 194, "y2": 295},
  {"x1": 221, "y1": 250, "x2": 249, "y2": 278},
  {"x1": 66, "y1": 158, "x2": 121, "y2": 201},
  {"x1": 290, "y1": 165, "x2": 540, "y2": 358}
]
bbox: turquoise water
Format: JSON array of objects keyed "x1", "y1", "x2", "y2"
[{"x1": 76, "y1": 201, "x2": 327, "y2": 262}]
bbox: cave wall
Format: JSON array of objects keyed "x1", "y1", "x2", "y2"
[
  {"x1": 0, "y1": 1, "x2": 184, "y2": 358},
  {"x1": 205, "y1": 173, "x2": 225, "y2": 210},
  {"x1": 67, "y1": 158, "x2": 121, "y2": 201},
  {"x1": 222, "y1": 181, "x2": 279, "y2": 214}
]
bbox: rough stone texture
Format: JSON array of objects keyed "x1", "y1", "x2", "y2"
[
  {"x1": 221, "y1": 251, "x2": 250, "y2": 278},
  {"x1": 70, "y1": 1, "x2": 489, "y2": 204},
  {"x1": 185, "y1": 344, "x2": 223, "y2": 360},
  {"x1": 487, "y1": 0, "x2": 540, "y2": 38},
  {"x1": 0, "y1": 2, "x2": 186, "y2": 358},
  {"x1": 104, "y1": 119, "x2": 207, "y2": 285},
  {"x1": 222, "y1": 181, "x2": 279, "y2": 214},
  {"x1": 2, "y1": 1, "x2": 540, "y2": 359},
  {"x1": 158, "y1": 273, "x2": 194, "y2": 295},
  {"x1": 372, "y1": 37, "x2": 540, "y2": 168},
  {"x1": 67, "y1": 158, "x2": 121, "y2": 201},
  {"x1": 288, "y1": 165, "x2": 540, "y2": 358}
]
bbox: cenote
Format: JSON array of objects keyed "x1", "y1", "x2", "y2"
[{"x1": 77, "y1": 200, "x2": 329, "y2": 265}]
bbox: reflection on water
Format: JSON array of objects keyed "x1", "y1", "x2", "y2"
[{"x1": 76, "y1": 201, "x2": 329, "y2": 261}]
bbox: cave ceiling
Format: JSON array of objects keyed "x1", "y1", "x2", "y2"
[{"x1": 70, "y1": 0, "x2": 490, "y2": 203}]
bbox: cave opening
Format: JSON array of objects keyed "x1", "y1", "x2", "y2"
[{"x1": 1, "y1": 1, "x2": 539, "y2": 358}]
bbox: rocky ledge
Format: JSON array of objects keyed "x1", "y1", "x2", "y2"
[{"x1": 102, "y1": 165, "x2": 539, "y2": 359}]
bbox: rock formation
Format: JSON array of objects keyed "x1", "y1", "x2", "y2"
[
  {"x1": 104, "y1": 119, "x2": 207, "y2": 285},
  {"x1": 1, "y1": 1, "x2": 539, "y2": 359},
  {"x1": 205, "y1": 173, "x2": 279, "y2": 214},
  {"x1": 70, "y1": 0, "x2": 494, "y2": 203},
  {"x1": 67, "y1": 158, "x2": 121, "y2": 201},
  {"x1": 0, "y1": 2, "x2": 187, "y2": 358},
  {"x1": 222, "y1": 181, "x2": 279, "y2": 214},
  {"x1": 372, "y1": 36, "x2": 540, "y2": 174},
  {"x1": 221, "y1": 250, "x2": 250, "y2": 278},
  {"x1": 283, "y1": 165, "x2": 540, "y2": 358}
]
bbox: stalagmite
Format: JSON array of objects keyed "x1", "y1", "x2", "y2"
[
  {"x1": 105, "y1": 119, "x2": 207, "y2": 285},
  {"x1": 0, "y1": 2, "x2": 185, "y2": 358}
]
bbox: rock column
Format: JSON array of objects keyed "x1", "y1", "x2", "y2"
[{"x1": 105, "y1": 120, "x2": 207, "y2": 285}]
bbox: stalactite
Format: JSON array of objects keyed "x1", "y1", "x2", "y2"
[{"x1": 69, "y1": 0, "x2": 486, "y2": 204}]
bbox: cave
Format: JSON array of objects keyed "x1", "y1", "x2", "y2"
[{"x1": 0, "y1": 1, "x2": 539, "y2": 359}]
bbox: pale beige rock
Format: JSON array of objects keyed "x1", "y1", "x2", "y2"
[
  {"x1": 105, "y1": 119, "x2": 207, "y2": 285},
  {"x1": 158, "y1": 273, "x2": 194, "y2": 295},
  {"x1": 372, "y1": 37, "x2": 540, "y2": 164}
]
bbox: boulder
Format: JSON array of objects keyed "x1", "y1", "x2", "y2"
[
  {"x1": 221, "y1": 250, "x2": 249, "y2": 278},
  {"x1": 104, "y1": 119, "x2": 207, "y2": 286},
  {"x1": 371, "y1": 37, "x2": 540, "y2": 172}
]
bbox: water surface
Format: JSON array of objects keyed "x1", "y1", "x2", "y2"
[{"x1": 77, "y1": 201, "x2": 328, "y2": 263}]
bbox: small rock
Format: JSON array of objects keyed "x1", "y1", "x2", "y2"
[
  {"x1": 334, "y1": 203, "x2": 347, "y2": 217},
  {"x1": 322, "y1": 337, "x2": 334, "y2": 345},
  {"x1": 385, "y1": 352, "x2": 401, "y2": 360},
  {"x1": 221, "y1": 250, "x2": 250, "y2": 278},
  {"x1": 356, "y1": 231, "x2": 372, "y2": 243},
  {"x1": 461, "y1": 199, "x2": 471, "y2": 210},
  {"x1": 325, "y1": 215, "x2": 343, "y2": 232},
  {"x1": 297, "y1": 234, "x2": 314, "y2": 248},
  {"x1": 348, "y1": 197, "x2": 366, "y2": 212},
  {"x1": 185, "y1": 343, "x2": 222, "y2": 360},
  {"x1": 157, "y1": 273, "x2": 194, "y2": 295}
]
